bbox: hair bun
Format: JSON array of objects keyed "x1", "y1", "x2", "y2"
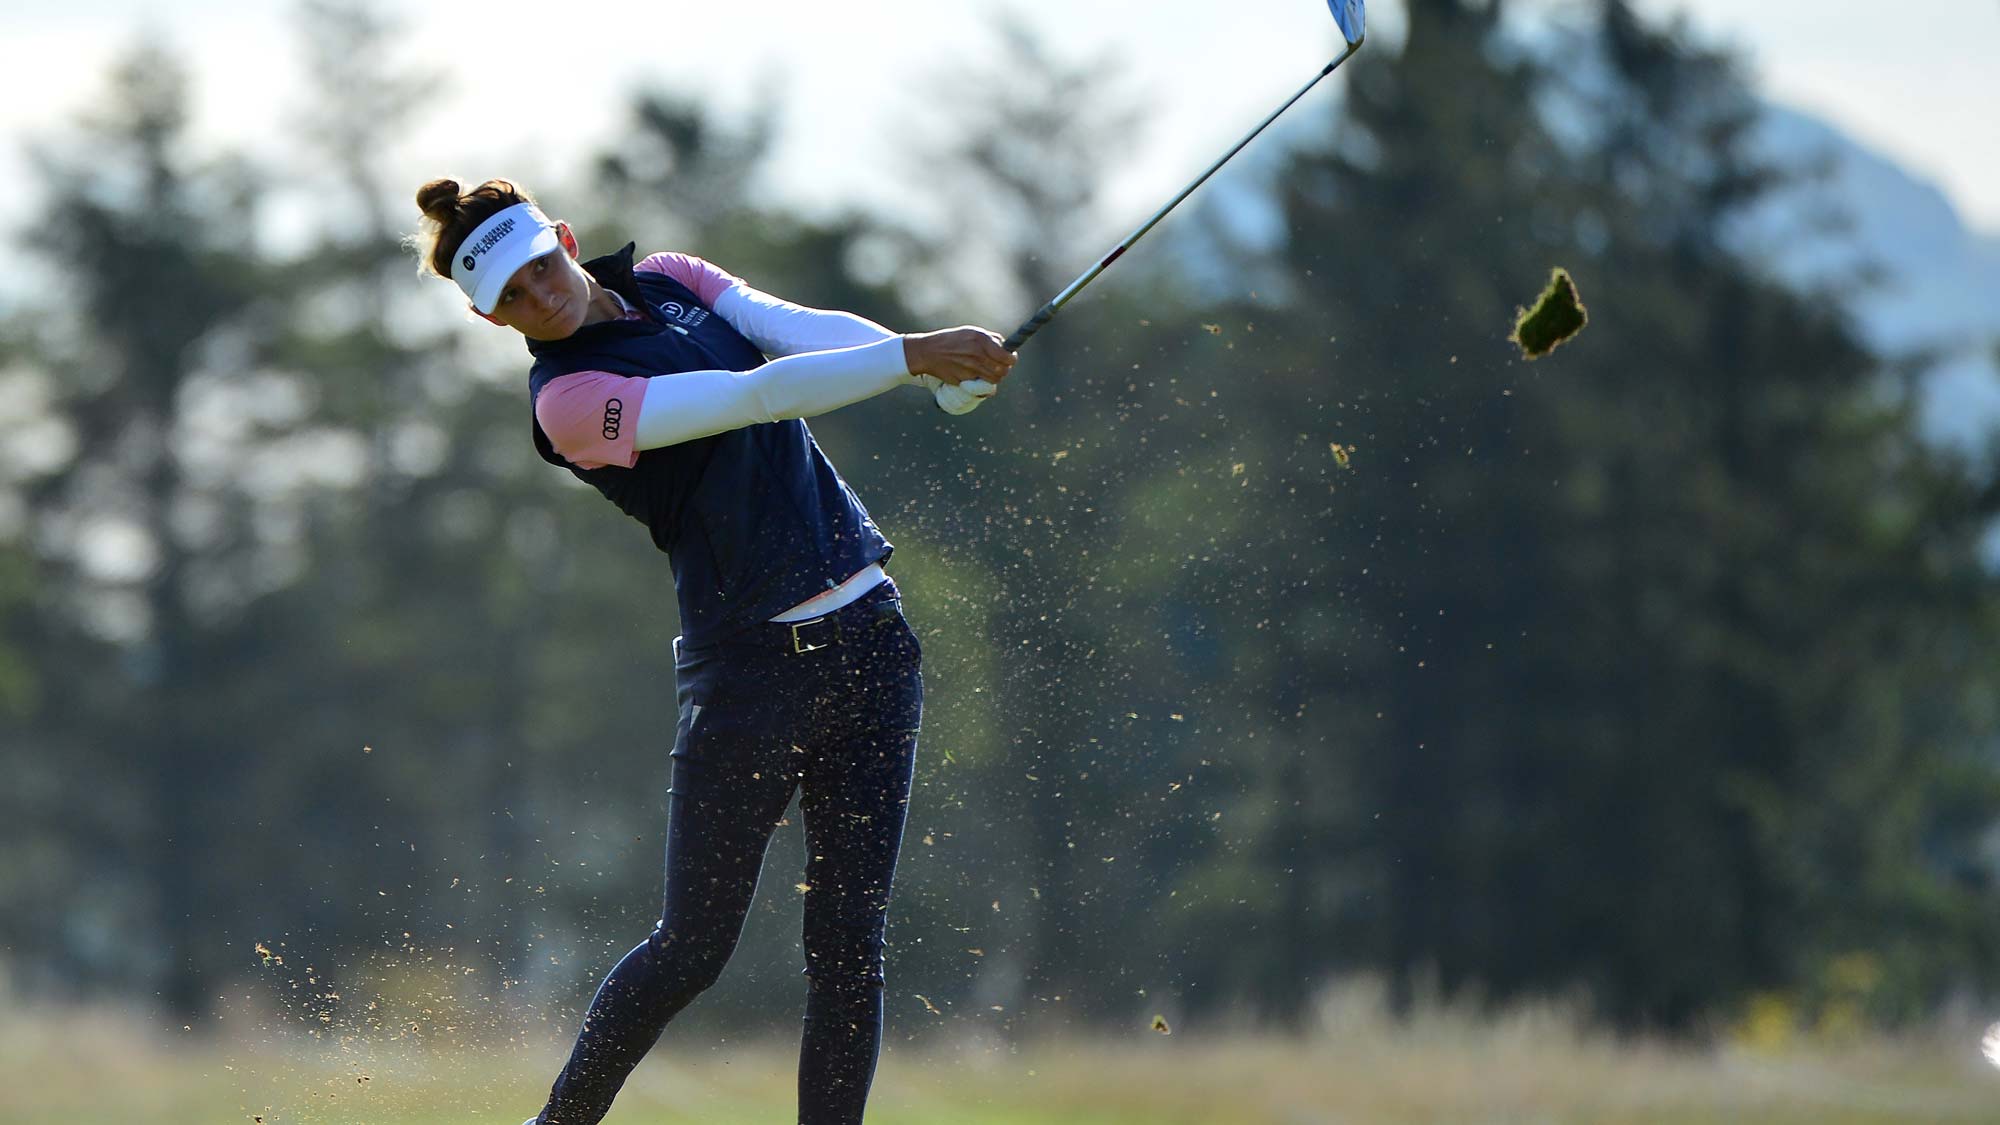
[
  {"x1": 409, "y1": 177, "x2": 531, "y2": 280},
  {"x1": 415, "y1": 178, "x2": 462, "y2": 223}
]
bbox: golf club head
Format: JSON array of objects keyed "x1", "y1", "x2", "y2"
[{"x1": 1329, "y1": 0, "x2": 1366, "y2": 46}]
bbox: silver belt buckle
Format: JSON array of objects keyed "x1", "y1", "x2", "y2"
[{"x1": 791, "y1": 616, "x2": 831, "y2": 654}]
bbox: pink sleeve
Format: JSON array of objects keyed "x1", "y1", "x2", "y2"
[
  {"x1": 635, "y1": 251, "x2": 742, "y2": 307},
  {"x1": 534, "y1": 371, "x2": 651, "y2": 469}
]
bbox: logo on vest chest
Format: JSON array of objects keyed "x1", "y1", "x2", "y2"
[{"x1": 659, "y1": 301, "x2": 711, "y2": 330}]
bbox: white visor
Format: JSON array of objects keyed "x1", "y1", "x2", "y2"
[{"x1": 451, "y1": 202, "x2": 562, "y2": 313}]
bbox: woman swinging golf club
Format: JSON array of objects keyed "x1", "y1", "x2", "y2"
[{"x1": 410, "y1": 177, "x2": 1014, "y2": 1125}]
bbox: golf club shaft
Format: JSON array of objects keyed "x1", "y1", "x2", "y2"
[{"x1": 1003, "y1": 38, "x2": 1364, "y2": 352}]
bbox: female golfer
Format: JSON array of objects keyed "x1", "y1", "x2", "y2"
[{"x1": 411, "y1": 178, "x2": 1014, "y2": 1125}]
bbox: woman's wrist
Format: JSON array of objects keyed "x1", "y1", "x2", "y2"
[{"x1": 901, "y1": 327, "x2": 1016, "y2": 387}]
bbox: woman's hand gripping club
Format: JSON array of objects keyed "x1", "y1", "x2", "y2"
[{"x1": 903, "y1": 326, "x2": 1016, "y2": 414}]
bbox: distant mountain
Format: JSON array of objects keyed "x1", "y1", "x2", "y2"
[
  {"x1": 1744, "y1": 106, "x2": 2000, "y2": 449},
  {"x1": 1176, "y1": 97, "x2": 2000, "y2": 450}
]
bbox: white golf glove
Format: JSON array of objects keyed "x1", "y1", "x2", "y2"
[{"x1": 920, "y1": 375, "x2": 998, "y2": 415}]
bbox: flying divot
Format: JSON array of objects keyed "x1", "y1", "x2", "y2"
[{"x1": 1510, "y1": 268, "x2": 1589, "y2": 359}]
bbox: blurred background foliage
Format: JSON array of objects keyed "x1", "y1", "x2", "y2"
[{"x1": 2, "y1": 0, "x2": 1997, "y2": 1053}]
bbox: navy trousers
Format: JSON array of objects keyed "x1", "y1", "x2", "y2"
[{"x1": 536, "y1": 581, "x2": 923, "y2": 1125}]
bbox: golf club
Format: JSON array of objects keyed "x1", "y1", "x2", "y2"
[{"x1": 1001, "y1": 0, "x2": 1367, "y2": 352}]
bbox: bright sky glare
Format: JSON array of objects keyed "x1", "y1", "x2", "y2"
[{"x1": 2, "y1": 0, "x2": 1996, "y2": 245}]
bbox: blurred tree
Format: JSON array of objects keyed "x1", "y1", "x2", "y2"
[
  {"x1": 241, "y1": 0, "x2": 564, "y2": 1023},
  {"x1": 0, "y1": 448, "x2": 72, "y2": 991},
  {"x1": 7, "y1": 0, "x2": 1995, "y2": 1044},
  {"x1": 19, "y1": 42, "x2": 299, "y2": 1016},
  {"x1": 581, "y1": 89, "x2": 921, "y2": 329},
  {"x1": 1182, "y1": 0, "x2": 2000, "y2": 1027},
  {"x1": 897, "y1": 17, "x2": 1137, "y2": 1025},
  {"x1": 592, "y1": 89, "x2": 779, "y2": 250},
  {"x1": 246, "y1": 0, "x2": 771, "y2": 1030}
]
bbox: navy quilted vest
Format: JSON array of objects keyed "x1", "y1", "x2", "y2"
[{"x1": 525, "y1": 244, "x2": 892, "y2": 645}]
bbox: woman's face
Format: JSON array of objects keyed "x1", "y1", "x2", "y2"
[{"x1": 485, "y1": 237, "x2": 592, "y2": 340}]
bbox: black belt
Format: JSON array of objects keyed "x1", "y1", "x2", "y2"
[{"x1": 695, "y1": 580, "x2": 899, "y2": 656}]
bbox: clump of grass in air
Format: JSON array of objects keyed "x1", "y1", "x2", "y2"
[{"x1": 1510, "y1": 267, "x2": 1588, "y2": 359}]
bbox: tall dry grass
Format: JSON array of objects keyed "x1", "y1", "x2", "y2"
[{"x1": 3, "y1": 976, "x2": 1995, "y2": 1123}]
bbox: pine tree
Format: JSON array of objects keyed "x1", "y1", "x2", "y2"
[
  {"x1": 1207, "y1": 0, "x2": 2000, "y2": 1026},
  {"x1": 24, "y1": 43, "x2": 289, "y2": 1016}
]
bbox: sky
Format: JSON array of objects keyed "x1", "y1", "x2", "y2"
[{"x1": 2, "y1": 0, "x2": 1997, "y2": 250}]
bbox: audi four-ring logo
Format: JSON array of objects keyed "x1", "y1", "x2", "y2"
[{"x1": 602, "y1": 398, "x2": 623, "y2": 440}]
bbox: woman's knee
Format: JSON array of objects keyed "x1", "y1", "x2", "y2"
[
  {"x1": 801, "y1": 941, "x2": 886, "y2": 997},
  {"x1": 803, "y1": 965, "x2": 885, "y2": 1001},
  {"x1": 647, "y1": 925, "x2": 739, "y2": 996}
]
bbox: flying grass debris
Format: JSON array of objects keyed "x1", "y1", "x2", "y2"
[
  {"x1": 1152, "y1": 1014, "x2": 1172, "y2": 1034},
  {"x1": 1510, "y1": 268, "x2": 1588, "y2": 359}
]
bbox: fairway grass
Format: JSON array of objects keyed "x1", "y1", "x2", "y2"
[{"x1": 4, "y1": 1005, "x2": 1995, "y2": 1124}]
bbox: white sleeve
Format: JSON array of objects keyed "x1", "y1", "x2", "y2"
[
  {"x1": 711, "y1": 282, "x2": 998, "y2": 414},
  {"x1": 712, "y1": 283, "x2": 897, "y2": 356},
  {"x1": 632, "y1": 336, "x2": 916, "y2": 450}
]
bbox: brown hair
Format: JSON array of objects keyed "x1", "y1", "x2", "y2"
[{"x1": 409, "y1": 177, "x2": 535, "y2": 280}]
